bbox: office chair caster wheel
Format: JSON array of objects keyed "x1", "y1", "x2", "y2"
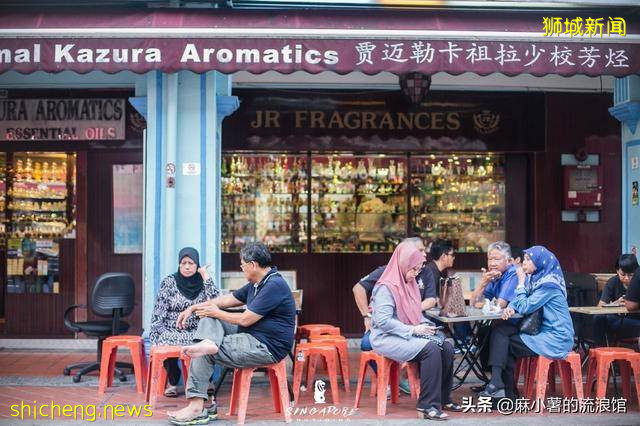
[
  {"x1": 63, "y1": 368, "x2": 71, "y2": 376},
  {"x1": 72, "y1": 375, "x2": 81, "y2": 383},
  {"x1": 119, "y1": 374, "x2": 127, "y2": 382}
]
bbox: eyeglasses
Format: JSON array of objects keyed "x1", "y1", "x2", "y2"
[
  {"x1": 240, "y1": 260, "x2": 253, "y2": 270},
  {"x1": 618, "y1": 271, "x2": 634, "y2": 279},
  {"x1": 447, "y1": 252, "x2": 456, "y2": 258}
]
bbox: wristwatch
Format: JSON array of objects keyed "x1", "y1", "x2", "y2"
[{"x1": 363, "y1": 313, "x2": 372, "y2": 318}]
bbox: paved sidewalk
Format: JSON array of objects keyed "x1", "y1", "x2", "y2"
[{"x1": 0, "y1": 349, "x2": 638, "y2": 425}]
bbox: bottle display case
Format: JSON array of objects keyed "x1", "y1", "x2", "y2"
[
  {"x1": 3, "y1": 152, "x2": 76, "y2": 293},
  {"x1": 222, "y1": 151, "x2": 506, "y2": 254},
  {"x1": 221, "y1": 154, "x2": 308, "y2": 253},
  {"x1": 410, "y1": 154, "x2": 505, "y2": 252},
  {"x1": 311, "y1": 155, "x2": 407, "y2": 252}
]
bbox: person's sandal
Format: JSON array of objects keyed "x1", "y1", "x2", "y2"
[
  {"x1": 168, "y1": 408, "x2": 210, "y2": 425},
  {"x1": 443, "y1": 402, "x2": 462, "y2": 412},
  {"x1": 164, "y1": 384, "x2": 179, "y2": 397},
  {"x1": 478, "y1": 383, "x2": 505, "y2": 399},
  {"x1": 417, "y1": 407, "x2": 449, "y2": 421}
]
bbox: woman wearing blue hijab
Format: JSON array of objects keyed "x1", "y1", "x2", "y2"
[{"x1": 480, "y1": 245, "x2": 574, "y2": 399}]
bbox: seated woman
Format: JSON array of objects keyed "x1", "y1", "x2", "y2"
[
  {"x1": 594, "y1": 254, "x2": 639, "y2": 346},
  {"x1": 370, "y1": 241, "x2": 460, "y2": 421},
  {"x1": 480, "y1": 245, "x2": 574, "y2": 399},
  {"x1": 149, "y1": 247, "x2": 219, "y2": 397}
]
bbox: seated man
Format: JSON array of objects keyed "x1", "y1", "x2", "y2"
[
  {"x1": 168, "y1": 242, "x2": 296, "y2": 425},
  {"x1": 470, "y1": 241, "x2": 519, "y2": 310},
  {"x1": 423, "y1": 239, "x2": 470, "y2": 348},
  {"x1": 593, "y1": 254, "x2": 639, "y2": 346},
  {"x1": 468, "y1": 241, "x2": 519, "y2": 377}
]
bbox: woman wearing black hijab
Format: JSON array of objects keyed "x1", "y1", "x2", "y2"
[{"x1": 149, "y1": 247, "x2": 219, "y2": 397}]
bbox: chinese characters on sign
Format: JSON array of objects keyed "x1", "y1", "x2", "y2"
[
  {"x1": 353, "y1": 41, "x2": 630, "y2": 70},
  {"x1": 543, "y1": 17, "x2": 626, "y2": 37}
]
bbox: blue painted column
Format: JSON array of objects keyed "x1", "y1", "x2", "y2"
[
  {"x1": 609, "y1": 76, "x2": 640, "y2": 253},
  {"x1": 131, "y1": 71, "x2": 239, "y2": 333}
]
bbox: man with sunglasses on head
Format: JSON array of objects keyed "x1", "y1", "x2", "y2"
[
  {"x1": 352, "y1": 236, "x2": 432, "y2": 395},
  {"x1": 168, "y1": 242, "x2": 295, "y2": 425}
]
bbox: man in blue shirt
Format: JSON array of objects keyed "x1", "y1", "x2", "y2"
[
  {"x1": 469, "y1": 241, "x2": 519, "y2": 383},
  {"x1": 168, "y1": 243, "x2": 295, "y2": 425}
]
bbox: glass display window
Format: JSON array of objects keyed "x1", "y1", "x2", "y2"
[
  {"x1": 4, "y1": 152, "x2": 76, "y2": 294},
  {"x1": 410, "y1": 153, "x2": 505, "y2": 252},
  {"x1": 221, "y1": 153, "x2": 308, "y2": 253},
  {"x1": 311, "y1": 154, "x2": 407, "y2": 252}
]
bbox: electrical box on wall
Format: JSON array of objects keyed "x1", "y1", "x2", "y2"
[
  {"x1": 560, "y1": 153, "x2": 601, "y2": 222},
  {"x1": 563, "y1": 164, "x2": 603, "y2": 209}
]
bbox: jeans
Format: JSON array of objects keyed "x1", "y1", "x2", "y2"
[
  {"x1": 361, "y1": 330, "x2": 377, "y2": 374},
  {"x1": 593, "y1": 314, "x2": 640, "y2": 347}
]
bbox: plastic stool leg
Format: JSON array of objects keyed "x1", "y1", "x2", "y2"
[
  {"x1": 376, "y1": 360, "x2": 391, "y2": 416},
  {"x1": 595, "y1": 357, "x2": 612, "y2": 400},
  {"x1": 268, "y1": 368, "x2": 282, "y2": 413},
  {"x1": 568, "y1": 355, "x2": 584, "y2": 400},
  {"x1": 353, "y1": 355, "x2": 369, "y2": 409},
  {"x1": 98, "y1": 343, "x2": 115, "y2": 394},
  {"x1": 619, "y1": 361, "x2": 631, "y2": 402},
  {"x1": 292, "y1": 350, "x2": 307, "y2": 404},
  {"x1": 585, "y1": 354, "x2": 596, "y2": 398},
  {"x1": 325, "y1": 352, "x2": 341, "y2": 405},
  {"x1": 535, "y1": 358, "x2": 551, "y2": 403},
  {"x1": 129, "y1": 343, "x2": 145, "y2": 394},
  {"x1": 236, "y1": 369, "x2": 254, "y2": 425}
]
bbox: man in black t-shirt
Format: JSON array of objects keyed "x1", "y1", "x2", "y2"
[
  {"x1": 168, "y1": 243, "x2": 295, "y2": 424},
  {"x1": 593, "y1": 254, "x2": 640, "y2": 347}
]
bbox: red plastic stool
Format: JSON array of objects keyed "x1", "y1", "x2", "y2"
[
  {"x1": 366, "y1": 360, "x2": 420, "y2": 399},
  {"x1": 354, "y1": 351, "x2": 401, "y2": 416},
  {"x1": 98, "y1": 335, "x2": 147, "y2": 394},
  {"x1": 145, "y1": 346, "x2": 191, "y2": 407},
  {"x1": 525, "y1": 352, "x2": 584, "y2": 403},
  {"x1": 297, "y1": 324, "x2": 340, "y2": 341},
  {"x1": 227, "y1": 359, "x2": 291, "y2": 425},
  {"x1": 292, "y1": 342, "x2": 341, "y2": 404},
  {"x1": 516, "y1": 356, "x2": 556, "y2": 398},
  {"x1": 308, "y1": 335, "x2": 351, "y2": 392},
  {"x1": 585, "y1": 347, "x2": 640, "y2": 407},
  {"x1": 400, "y1": 362, "x2": 421, "y2": 399}
]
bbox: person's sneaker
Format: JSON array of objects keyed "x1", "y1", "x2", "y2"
[
  {"x1": 399, "y1": 379, "x2": 411, "y2": 395},
  {"x1": 205, "y1": 399, "x2": 218, "y2": 421},
  {"x1": 164, "y1": 384, "x2": 179, "y2": 397},
  {"x1": 453, "y1": 346, "x2": 462, "y2": 355},
  {"x1": 168, "y1": 409, "x2": 210, "y2": 426}
]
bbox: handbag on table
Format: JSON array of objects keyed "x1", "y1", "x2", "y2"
[{"x1": 439, "y1": 276, "x2": 467, "y2": 318}]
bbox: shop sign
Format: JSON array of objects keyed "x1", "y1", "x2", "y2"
[
  {"x1": 0, "y1": 98, "x2": 126, "y2": 141},
  {"x1": 1, "y1": 39, "x2": 639, "y2": 77},
  {"x1": 223, "y1": 90, "x2": 544, "y2": 152}
]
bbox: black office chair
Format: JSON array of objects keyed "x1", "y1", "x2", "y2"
[{"x1": 63, "y1": 272, "x2": 135, "y2": 383}]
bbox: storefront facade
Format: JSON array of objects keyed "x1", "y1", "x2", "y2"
[{"x1": 1, "y1": 6, "x2": 638, "y2": 336}]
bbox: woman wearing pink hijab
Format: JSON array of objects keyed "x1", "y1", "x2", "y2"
[{"x1": 370, "y1": 241, "x2": 459, "y2": 421}]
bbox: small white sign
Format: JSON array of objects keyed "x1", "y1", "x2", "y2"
[
  {"x1": 568, "y1": 191, "x2": 577, "y2": 199},
  {"x1": 182, "y1": 162, "x2": 201, "y2": 176}
]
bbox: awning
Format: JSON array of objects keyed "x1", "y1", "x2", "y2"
[{"x1": 1, "y1": 8, "x2": 639, "y2": 76}]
